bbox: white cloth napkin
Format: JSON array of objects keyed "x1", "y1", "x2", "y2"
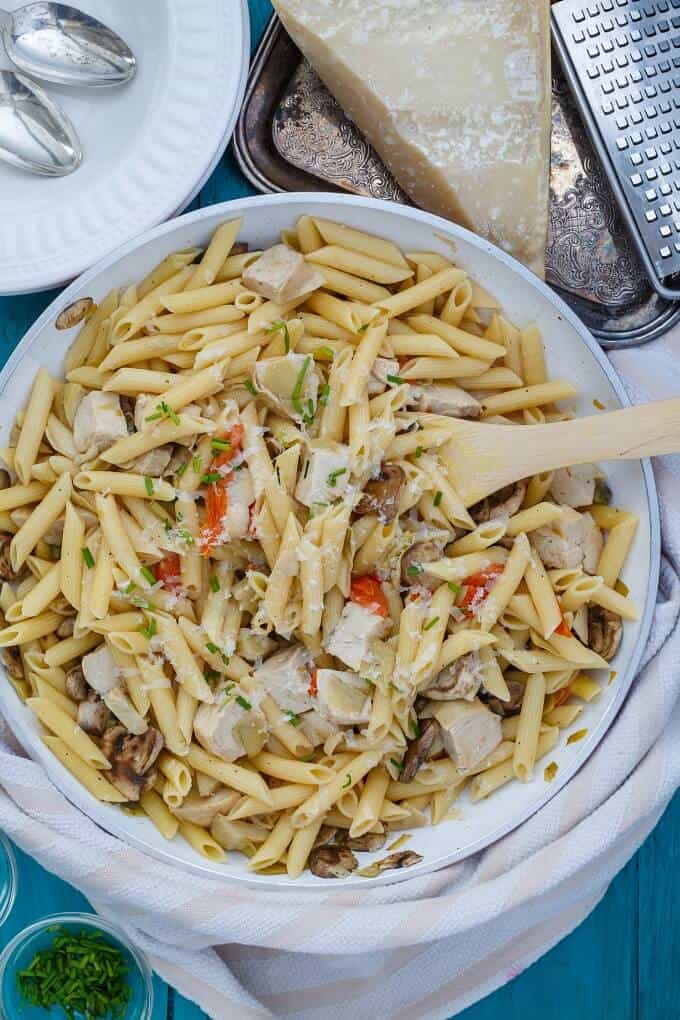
[{"x1": 1, "y1": 333, "x2": 680, "y2": 1020}]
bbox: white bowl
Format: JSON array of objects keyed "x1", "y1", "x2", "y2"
[{"x1": 0, "y1": 194, "x2": 660, "y2": 888}]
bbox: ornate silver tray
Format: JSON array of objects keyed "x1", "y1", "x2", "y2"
[{"x1": 233, "y1": 15, "x2": 680, "y2": 347}]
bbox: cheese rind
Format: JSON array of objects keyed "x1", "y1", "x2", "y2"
[{"x1": 272, "y1": 0, "x2": 551, "y2": 276}]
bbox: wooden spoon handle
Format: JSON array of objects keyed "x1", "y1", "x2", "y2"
[{"x1": 520, "y1": 397, "x2": 680, "y2": 474}]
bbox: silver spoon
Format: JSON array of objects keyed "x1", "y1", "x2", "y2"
[
  {"x1": 0, "y1": 69, "x2": 81, "y2": 174},
  {"x1": 0, "y1": 3, "x2": 136, "y2": 87}
]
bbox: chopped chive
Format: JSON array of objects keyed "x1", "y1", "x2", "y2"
[
  {"x1": 144, "y1": 475, "x2": 154, "y2": 496},
  {"x1": 409, "y1": 719, "x2": 420, "y2": 738},
  {"x1": 137, "y1": 615, "x2": 157, "y2": 640},
  {"x1": 211, "y1": 438, "x2": 231, "y2": 451},
  {"x1": 303, "y1": 460, "x2": 311, "y2": 479},
  {"x1": 124, "y1": 581, "x2": 136, "y2": 594},
  {"x1": 319, "y1": 382, "x2": 330, "y2": 407},
  {"x1": 286, "y1": 711, "x2": 301, "y2": 727},
  {"x1": 209, "y1": 575, "x2": 220, "y2": 593},
  {"x1": 316, "y1": 345, "x2": 335, "y2": 360},
  {"x1": 236, "y1": 694, "x2": 252, "y2": 711},
  {"x1": 415, "y1": 445, "x2": 423, "y2": 458},
  {"x1": 406, "y1": 564, "x2": 423, "y2": 577},
  {"x1": 386, "y1": 374, "x2": 405, "y2": 386},
  {"x1": 204, "y1": 668, "x2": 220, "y2": 686},
  {"x1": 433, "y1": 490, "x2": 443, "y2": 507},
  {"x1": 176, "y1": 460, "x2": 188, "y2": 478},
  {"x1": 291, "y1": 356, "x2": 311, "y2": 413},
  {"x1": 342, "y1": 773, "x2": 352, "y2": 788},
  {"x1": 201, "y1": 472, "x2": 222, "y2": 485},
  {"x1": 265, "y1": 319, "x2": 291, "y2": 352},
  {"x1": 390, "y1": 757, "x2": 405, "y2": 773},
  {"x1": 423, "y1": 616, "x2": 440, "y2": 631},
  {"x1": 447, "y1": 582, "x2": 462, "y2": 595},
  {"x1": 244, "y1": 379, "x2": 258, "y2": 396},
  {"x1": 140, "y1": 566, "x2": 156, "y2": 586},
  {"x1": 327, "y1": 467, "x2": 347, "y2": 487},
  {"x1": 357, "y1": 323, "x2": 370, "y2": 333},
  {"x1": 164, "y1": 402, "x2": 180, "y2": 426},
  {"x1": 206, "y1": 642, "x2": 219, "y2": 654},
  {"x1": 144, "y1": 410, "x2": 163, "y2": 422},
  {"x1": 81, "y1": 547, "x2": 94, "y2": 569},
  {"x1": 275, "y1": 465, "x2": 281, "y2": 484}
]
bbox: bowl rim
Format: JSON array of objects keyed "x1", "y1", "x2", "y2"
[
  {"x1": 0, "y1": 911, "x2": 154, "y2": 1020},
  {"x1": 0, "y1": 833, "x2": 16, "y2": 927},
  {"x1": 0, "y1": 192, "x2": 661, "y2": 888}
]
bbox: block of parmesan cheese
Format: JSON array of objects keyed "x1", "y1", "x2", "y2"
[{"x1": 272, "y1": 0, "x2": 552, "y2": 276}]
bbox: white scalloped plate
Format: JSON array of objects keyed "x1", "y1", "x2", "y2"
[
  {"x1": 0, "y1": 0, "x2": 249, "y2": 295},
  {"x1": 0, "y1": 195, "x2": 660, "y2": 889}
]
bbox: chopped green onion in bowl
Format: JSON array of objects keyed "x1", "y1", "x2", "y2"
[{"x1": 0, "y1": 913, "x2": 153, "y2": 1020}]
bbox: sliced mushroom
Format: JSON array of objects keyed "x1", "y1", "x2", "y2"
[
  {"x1": 308, "y1": 845, "x2": 358, "y2": 879},
  {"x1": 401, "y1": 717, "x2": 440, "y2": 782},
  {"x1": 593, "y1": 478, "x2": 612, "y2": 505},
  {"x1": 312, "y1": 825, "x2": 339, "y2": 850},
  {"x1": 422, "y1": 653, "x2": 482, "y2": 702},
  {"x1": 56, "y1": 297, "x2": 94, "y2": 330},
  {"x1": 56, "y1": 617, "x2": 75, "y2": 639},
  {"x1": 77, "y1": 693, "x2": 111, "y2": 737},
  {"x1": 587, "y1": 606, "x2": 623, "y2": 661},
  {"x1": 0, "y1": 533, "x2": 24, "y2": 582},
  {"x1": 339, "y1": 831, "x2": 388, "y2": 853},
  {"x1": 119, "y1": 395, "x2": 136, "y2": 434},
  {"x1": 354, "y1": 463, "x2": 405, "y2": 522},
  {"x1": 65, "y1": 664, "x2": 88, "y2": 701},
  {"x1": 374, "y1": 850, "x2": 423, "y2": 871},
  {"x1": 1, "y1": 646, "x2": 24, "y2": 683},
  {"x1": 471, "y1": 481, "x2": 527, "y2": 525},
  {"x1": 400, "y1": 540, "x2": 442, "y2": 590},
  {"x1": 481, "y1": 678, "x2": 525, "y2": 717},
  {"x1": 99, "y1": 724, "x2": 164, "y2": 801}
]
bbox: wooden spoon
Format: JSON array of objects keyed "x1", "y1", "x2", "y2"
[{"x1": 440, "y1": 397, "x2": 680, "y2": 507}]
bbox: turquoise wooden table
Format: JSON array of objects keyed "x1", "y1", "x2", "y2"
[{"x1": 1, "y1": 1, "x2": 679, "y2": 1016}]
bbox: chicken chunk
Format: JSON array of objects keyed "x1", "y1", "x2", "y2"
[
  {"x1": 298, "y1": 708, "x2": 341, "y2": 746},
  {"x1": 81, "y1": 644, "x2": 147, "y2": 735},
  {"x1": 295, "y1": 441, "x2": 352, "y2": 508},
  {"x1": 253, "y1": 353, "x2": 320, "y2": 423},
  {"x1": 530, "y1": 507, "x2": 603, "y2": 574},
  {"x1": 194, "y1": 694, "x2": 267, "y2": 762},
  {"x1": 252, "y1": 644, "x2": 315, "y2": 714},
  {"x1": 172, "y1": 789, "x2": 237, "y2": 827},
  {"x1": 407, "y1": 383, "x2": 481, "y2": 419},
  {"x1": 242, "y1": 244, "x2": 324, "y2": 304},
  {"x1": 130, "y1": 445, "x2": 173, "y2": 478},
  {"x1": 550, "y1": 465, "x2": 598, "y2": 508},
  {"x1": 73, "y1": 391, "x2": 128, "y2": 461},
  {"x1": 422, "y1": 652, "x2": 483, "y2": 701},
  {"x1": 81, "y1": 643, "x2": 119, "y2": 699},
  {"x1": 367, "y1": 357, "x2": 400, "y2": 396},
  {"x1": 324, "y1": 601, "x2": 384, "y2": 671},
  {"x1": 315, "y1": 669, "x2": 373, "y2": 726},
  {"x1": 433, "y1": 698, "x2": 502, "y2": 772}
]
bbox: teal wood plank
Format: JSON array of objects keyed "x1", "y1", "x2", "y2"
[
  {"x1": 637, "y1": 790, "x2": 680, "y2": 1020},
  {"x1": 458, "y1": 852, "x2": 639, "y2": 1020},
  {"x1": 171, "y1": 988, "x2": 210, "y2": 1019}
]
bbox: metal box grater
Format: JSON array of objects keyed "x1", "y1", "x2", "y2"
[{"x1": 552, "y1": 0, "x2": 680, "y2": 299}]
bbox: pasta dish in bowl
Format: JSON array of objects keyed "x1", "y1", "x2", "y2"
[{"x1": 0, "y1": 195, "x2": 659, "y2": 886}]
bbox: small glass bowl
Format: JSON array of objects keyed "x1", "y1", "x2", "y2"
[
  {"x1": 0, "y1": 912, "x2": 154, "y2": 1020},
  {"x1": 0, "y1": 834, "x2": 17, "y2": 927}
]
